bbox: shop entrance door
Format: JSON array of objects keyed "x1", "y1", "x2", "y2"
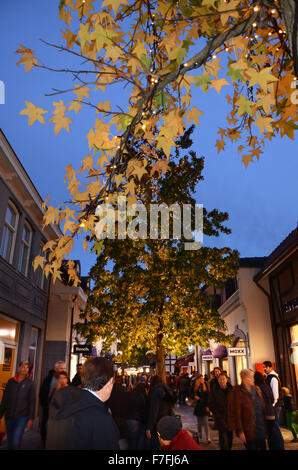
[{"x1": 0, "y1": 315, "x2": 19, "y2": 442}]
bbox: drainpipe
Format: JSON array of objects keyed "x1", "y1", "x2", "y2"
[{"x1": 69, "y1": 295, "x2": 77, "y2": 374}]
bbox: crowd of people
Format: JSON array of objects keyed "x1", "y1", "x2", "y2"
[{"x1": 0, "y1": 357, "x2": 297, "y2": 451}]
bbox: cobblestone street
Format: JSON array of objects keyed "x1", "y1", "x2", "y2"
[{"x1": 1, "y1": 402, "x2": 297, "y2": 451}]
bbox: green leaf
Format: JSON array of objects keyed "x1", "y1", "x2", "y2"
[
  {"x1": 227, "y1": 64, "x2": 245, "y2": 82},
  {"x1": 153, "y1": 92, "x2": 169, "y2": 109},
  {"x1": 119, "y1": 114, "x2": 132, "y2": 131},
  {"x1": 91, "y1": 240, "x2": 105, "y2": 256},
  {"x1": 140, "y1": 54, "x2": 151, "y2": 71},
  {"x1": 194, "y1": 73, "x2": 211, "y2": 93}
]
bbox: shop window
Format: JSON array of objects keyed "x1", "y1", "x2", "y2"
[
  {"x1": 221, "y1": 357, "x2": 229, "y2": 378},
  {"x1": 290, "y1": 324, "x2": 298, "y2": 393},
  {"x1": 18, "y1": 222, "x2": 32, "y2": 277},
  {"x1": 0, "y1": 201, "x2": 19, "y2": 264},
  {"x1": 0, "y1": 314, "x2": 19, "y2": 437},
  {"x1": 234, "y1": 339, "x2": 247, "y2": 385}
]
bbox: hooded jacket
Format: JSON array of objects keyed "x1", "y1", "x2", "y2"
[
  {"x1": 46, "y1": 386, "x2": 120, "y2": 450},
  {"x1": 161, "y1": 429, "x2": 202, "y2": 450}
]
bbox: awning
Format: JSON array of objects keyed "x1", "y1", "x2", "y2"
[
  {"x1": 213, "y1": 345, "x2": 228, "y2": 358},
  {"x1": 175, "y1": 353, "x2": 194, "y2": 367},
  {"x1": 202, "y1": 349, "x2": 212, "y2": 356}
]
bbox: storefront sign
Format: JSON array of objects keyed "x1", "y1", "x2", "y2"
[
  {"x1": 202, "y1": 355, "x2": 213, "y2": 361},
  {"x1": 73, "y1": 344, "x2": 92, "y2": 355},
  {"x1": 228, "y1": 347, "x2": 246, "y2": 356}
]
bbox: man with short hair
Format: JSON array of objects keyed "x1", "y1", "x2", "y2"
[
  {"x1": 157, "y1": 415, "x2": 202, "y2": 450},
  {"x1": 71, "y1": 363, "x2": 83, "y2": 387},
  {"x1": 209, "y1": 372, "x2": 233, "y2": 450},
  {"x1": 39, "y1": 360, "x2": 66, "y2": 446},
  {"x1": 263, "y1": 361, "x2": 285, "y2": 450},
  {"x1": 46, "y1": 357, "x2": 120, "y2": 450},
  {"x1": 228, "y1": 369, "x2": 266, "y2": 450},
  {"x1": 209, "y1": 367, "x2": 222, "y2": 392},
  {"x1": 0, "y1": 361, "x2": 35, "y2": 450}
]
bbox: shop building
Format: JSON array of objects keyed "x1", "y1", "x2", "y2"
[
  {"x1": 254, "y1": 226, "x2": 298, "y2": 404},
  {"x1": 0, "y1": 129, "x2": 61, "y2": 438},
  {"x1": 198, "y1": 257, "x2": 276, "y2": 385}
]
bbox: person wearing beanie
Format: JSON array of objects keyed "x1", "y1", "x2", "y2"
[{"x1": 156, "y1": 416, "x2": 202, "y2": 450}]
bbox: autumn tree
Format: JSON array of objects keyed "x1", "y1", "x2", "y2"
[
  {"x1": 75, "y1": 127, "x2": 239, "y2": 379},
  {"x1": 16, "y1": 0, "x2": 297, "y2": 284}
]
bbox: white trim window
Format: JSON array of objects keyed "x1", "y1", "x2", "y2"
[
  {"x1": 18, "y1": 221, "x2": 32, "y2": 277},
  {"x1": 0, "y1": 201, "x2": 19, "y2": 264}
]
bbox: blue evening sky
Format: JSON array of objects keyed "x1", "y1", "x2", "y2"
[{"x1": 0, "y1": 0, "x2": 297, "y2": 276}]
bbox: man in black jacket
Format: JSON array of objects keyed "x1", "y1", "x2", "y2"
[
  {"x1": 208, "y1": 372, "x2": 233, "y2": 450},
  {"x1": 46, "y1": 357, "x2": 120, "y2": 450},
  {"x1": 0, "y1": 360, "x2": 35, "y2": 450}
]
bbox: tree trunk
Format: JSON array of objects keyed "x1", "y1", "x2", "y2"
[
  {"x1": 280, "y1": 0, "x2": 298, "y2": 76},
  {"x1": 156, "y1": 333, "x2": 166, "y2": 383}
]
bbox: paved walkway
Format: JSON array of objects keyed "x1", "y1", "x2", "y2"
[
  {"x1": 176, "y1": 401, "x2": 298, "y2": 451},
  {"x1": 0, "y1": 403, "x2": 297, "y2": 451}
]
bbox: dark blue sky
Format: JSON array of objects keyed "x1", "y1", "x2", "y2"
[{"x1": 0, "y1": 0, "x2": 297, "y2": 276}]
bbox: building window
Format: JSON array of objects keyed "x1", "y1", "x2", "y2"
[
  {"x1": 18, "y1": 222, "x2": 32, "y2": 277},
  {"x1": 225, "y1": 277, "x2": 238, "y2": 300},
  {"x1": 28, "y1": 327, "x2": 38, "y2": 380},
  {"x1": 0, "y1": 201, "x2": 19, "y2": 264}
]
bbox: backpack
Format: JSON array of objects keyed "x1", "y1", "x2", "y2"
[{"x1": 266, "y1": 373, "x2": 284, "y2": 407}]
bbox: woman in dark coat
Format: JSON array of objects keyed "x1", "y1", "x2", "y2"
[
  {"x1": 146, "y1": 375, "x2": 175, "y2": 450},
  {"x1": 193, "y1": 375, "x2": 211, "y2": 443},
  {"x1": 127, "y1": 382, "x2": 149, "y2": 450}
]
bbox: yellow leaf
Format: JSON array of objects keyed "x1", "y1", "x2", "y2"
[
  {"x1": 49, "y1": 113, "x2": 72, "y2": 135},
  {"x1": 68, "y1": 100, "x2": 83, "y2": 114},
  {"x1": 247, "y1": 66, "x2": 279, "y2": 92},
  {"x1": 16, "y1": 45, "x2": 38, "y2": 73},
  {"x1": 205, "y1": 57, "x2": 222, "y2": 79},
  {"x1": 210, "y1": 78, "x2": 229, "y2": 94},
  {"x1": 254, "y1": 115, "x2": 274, "y2": 134},
  {"x1": 218, "y1": 0, "x2": 240, "y2": 25},
  {"x1": 101, "y1": 0, "x2": 129, "y2": 14},
  {"x1": 215, "y1": 139, "x2": 225, "y2": 153},
  {"x1": 32, "y1": 255, "x2": 46, "y2": 272},
  {"x1": 73, "y1": 84, "x2": 90, "y2": 101},
  {"x1": 186, "y1": 107, "x2": 204, "y2": 126},
  {"x1": 20, "y1": 101, "x2": 48, "y2": 126}
]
